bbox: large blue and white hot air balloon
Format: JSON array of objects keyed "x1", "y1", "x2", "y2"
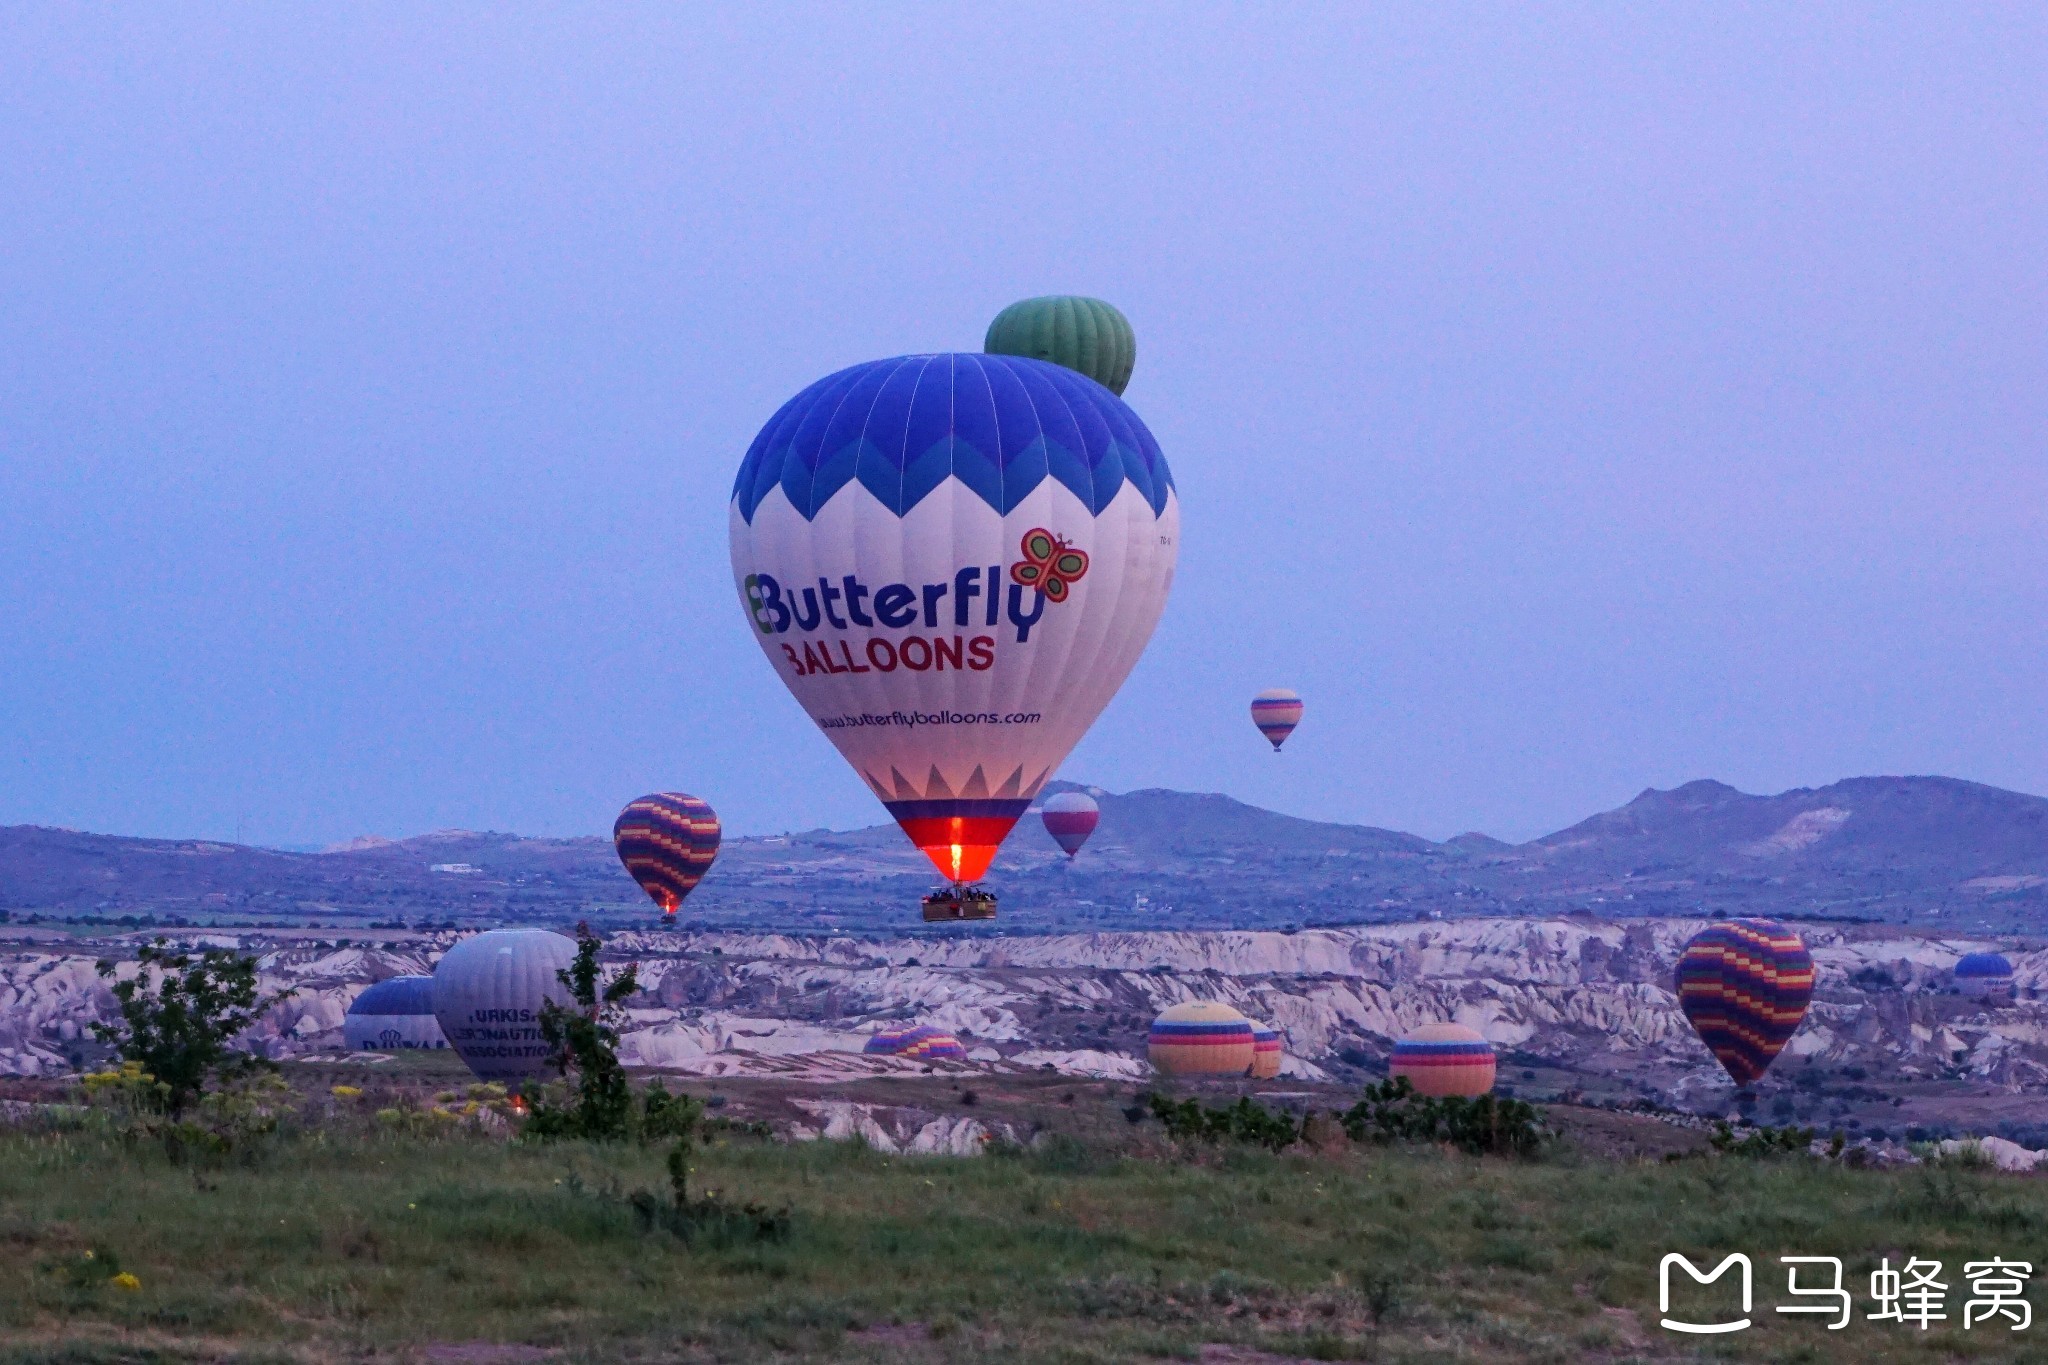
[
  {"x1": 342, "y1": 976, "x2": 445, "y2": 1051},
  {"x1": 431, "y1": 928, "x2": 576, "y2": 1084},
  {"x1": 729, "y1": 350, "x2": 1177, "y2": 904}
]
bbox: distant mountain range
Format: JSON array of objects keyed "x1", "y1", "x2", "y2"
[{"x1": 5, "y1": 775, "x2": 2047, "y2": 934}]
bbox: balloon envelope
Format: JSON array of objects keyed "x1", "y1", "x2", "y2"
[
  {"x1": 1390, "y1": 1023, "x2": 1496, "y2": 1097},
  {"x1": 613, "y1": 793, "x2": 721, "y2": 915},
  {"x1": 1675, "y1": 919, "x2": 1814, "y2": 1087},
  {"x1": 1040, "y1": 790, "x2": 1101, "y2": 858},
  {"x1": 342, "y1": 976, "x2": 446, "y2": 1051},
  {"x1": 431, "y1": 928, "x2": 577, "y2": 1084},
  {"x1": 1955, "y1": 951, "x2": 2015, "y2": 997},
  {"x1": 1251, "y1": 689, "x2": 1303, "y2": 751},
  {"x1": 1148, "y1": 1000, "x2": 1255, "y2": 1076},
  {"x1": 730, "y1": 352, "x2": 1178, "y2": 886},
  {"x1": 863, "y1": 1024, "x2": 966, "y2": 1061},
  {"x1": 984, "y1": 295, "x2": 1137, "y2": 396},
  {"x1": 1248, "y1": 1022, "x2": 1284, "y2": 1080}
]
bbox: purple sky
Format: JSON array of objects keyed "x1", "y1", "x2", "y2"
[{"x1": 3, "y1": 6, "x2": 2044, "y2": 847}]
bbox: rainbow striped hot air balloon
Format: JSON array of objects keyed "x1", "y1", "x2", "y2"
[
  {"x1": 1040, "y1": 790, "x2": 1100, "y2": 859},
  {"x1": 613, "y1": 793, "x2": 721, "y2": 916},
  {"x1": 863, "y1": 1024, "x2": 967, "y2": 1061},
  {"x1": 1148, "y1": 1001, "x2": 1255, "y2": 1076},
  {"x1": 1250, "y1": 689, "x2": 1303, "y2": 751},
  {"x1": 1955, "y1": 951, "x2": 2016, "y2": 999},
  {"x1": 1674, "y1": 919, "x2": 1815, "y2": 1088},
  {"x1": 1390, "y1": 1023, "x2": 1497, "y2": 1098},
  {"x1": 1248, "y1": 1022, "x2": 1284, "y2": 1080}
]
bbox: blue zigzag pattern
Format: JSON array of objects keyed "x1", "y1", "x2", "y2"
[{"x1": 732, "y1": 353, "x2": 1175, "y2": 523}]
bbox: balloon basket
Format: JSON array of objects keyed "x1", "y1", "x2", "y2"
[{"x1": 921, "y1": 888, "x2": 997, "y2": 922}]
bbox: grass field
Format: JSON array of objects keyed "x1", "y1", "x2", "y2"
[{"x1": 3, "y1": 1080, "x2": 2046, "y2": 1364}]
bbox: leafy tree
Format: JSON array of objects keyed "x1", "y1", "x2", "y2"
[
  {"x1": 528, "y1": 922, "x2": 641, "y2": 1141},
  {"x1": 92, "y1": 940, "x2": 292, "y2": 1115}
]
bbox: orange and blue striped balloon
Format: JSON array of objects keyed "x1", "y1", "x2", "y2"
[
  {"x1": 864, "y1": 1024, "x2": 966, "y2": 1061},
  {"x1": 1675, "y1": 919, "x2": 1814, "y2": 1087},
  {"x1": 613, "y1": 793, "x2": 721, "y2": 916},
  {"x1": 1390, "y1": 1022, "x2": 1497, "y2": 1097},
  {"x1": 1248, "y1": 1022, "x2": 1283, "y2": 1080},
  {"x1": 1148, "y1": 1001, "x2": 1256, "y2": 1076},
  {"x1": 1250, "y1": 689, "x2": 1303, "y2": 751}
]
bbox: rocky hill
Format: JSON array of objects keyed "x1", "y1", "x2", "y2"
[
  {"x1": 5, "y1": 775, "x2": 2048, "y2": 933},
  {"x1": 7, "y1": 918, "x2": 2047, "y2": 1145}
]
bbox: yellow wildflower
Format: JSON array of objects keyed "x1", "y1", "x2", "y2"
[
  {"x1": 112, "y1": 1272, "x2": 140, "y2": 1291},
  {"x1": 330, "y1": 1085, "x2": 363, "y2": 1099}
]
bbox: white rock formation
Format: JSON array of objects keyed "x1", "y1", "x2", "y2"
[{"x1": 4, "y1": 921, "x2": 2045, "y2": 1111}]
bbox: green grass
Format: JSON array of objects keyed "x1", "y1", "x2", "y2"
[{"x1": 3, "y1": 1108, "x2": 2045, "y2": 1363}]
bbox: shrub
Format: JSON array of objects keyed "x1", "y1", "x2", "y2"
[
  {"x1": 526, "y1": 922, "x2": 640, "y2": 1142},
  {"x1": 606, "y1": 1138, "x2": 792, "y2": 1248},
  {"x1": 1145, "y1": 1093, "x2": 1305, "y2": 1152},
  {"x1": 92, "y1": 940, "x2": 293, "y2": 1115},
  {"x1": 1708, "y1": 1121, "x2": 1816, "y2": 1158},
  {"x1": 81, "y1": 1062, "x2": 294, "y2": 1162},
  {"x1": 640, "y1": 1080, "x2": 704, "y2": 1143},
  {"x1": 1338, "y1": 1077, "x2": 1544, "y2": 1158}
]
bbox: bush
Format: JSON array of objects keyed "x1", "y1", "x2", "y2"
[
  {"x1": 597, "y1": 1138, "x2": 792, "y2": 1248},
  {"x1": 1146, "y1": 1093, "x2": 1305, "y2": 1152},
  {"x1": 640, "y1": 1080, "x2": 704, "y2": 1143},
  {"x1": 1708, "y1": 1121, "x2": 1816, "y2": 1158},
  {"x1": 81, "y1": 1064, "x2": 295, "y2": 1163},
  {"x1": 92, "y1": 940, "x2": 293, "y2": 1115},
  {"x1": 525, "y1": 922, "x2": 640, "y2": 1142},
  {"x1": 1338, "y1": 1077, "x2": 1544, "y2": 1158}
]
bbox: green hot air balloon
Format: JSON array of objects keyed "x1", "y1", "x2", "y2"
[{"x1": 985, "y1": 296, "x2": 1136, "y2": 396}]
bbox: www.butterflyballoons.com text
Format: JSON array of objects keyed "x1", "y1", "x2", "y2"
[{"x1": 815, "y1": 710, "x2": 1043, "y2": 731}]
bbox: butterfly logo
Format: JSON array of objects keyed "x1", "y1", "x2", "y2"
[{"x1": 1009, "y1": 528, "x2": 1090, "y2": 603}]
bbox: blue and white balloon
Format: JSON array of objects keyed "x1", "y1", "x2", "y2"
[
  {"x1": 342, "y1": 975, "x2": 445, "y2": 1051},
  {"x1": 730, "y1": 352, "x2": 1177, "y2": 888}
]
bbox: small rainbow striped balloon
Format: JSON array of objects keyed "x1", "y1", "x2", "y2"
[
  {"x1": 1248, "y1": 1022, "x2": 1283, "y2": 1080},
  {"x1": 1390, "y1": 1023, "x2": 1497, "y2": 1097},
  {"x1": 863, "y1": 1024, "x2": 966, "y2": 1061},
  {"x1": 613, "y1": 793, "x2": 721, "y2": 916},
  {"x1": 1148, "y1": 1001, "x2": 1255, "y2": 1076},
  {"x1": 1250, "y1": 689, "x2": 1303, "y2": 751},
  {"x1": 1674, "y1": 919, "x2": 1814, "y2": 1087}
]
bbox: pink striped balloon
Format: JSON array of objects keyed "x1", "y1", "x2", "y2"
[
  {"x1": 1040, "y1": 790, "x2": 1100, "y2": 858},
  {"x1": 1250, "y1": 689, "x2": 1303, "y2": 751}
]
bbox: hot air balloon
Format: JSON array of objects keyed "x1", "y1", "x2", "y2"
[
  {"x1": 863, "y1": 1024, "x2": 967, "y2": 1061},
  {"x1": 342, "y1": 976, "x2": 445, "y2": 1051},
  {"x1": 1040, "y1": 790, "x2": 1101, "y2": 859},
  {"x1": 984, "y1": 296, "x2": 1136, "y2": 396},
  {"x1": 1147, "y1": 1001, "x2": 1255, "y2": 1076},
  {"x1": 1955, "y1": 951, "x2": 2016, "y2": 999},
  {"x1": 1674, "y1": 919, "x2": 1814, "y2": 1089},
  {"x1": 613, "y1": 793, "x2": 721, "y2": 916},
  {"x1": 1250, "y1": 689, "x2": 1302, "y2": 751},
  {"x1": 431, "y1": 928, "x2": 576, "y2": 1085},
  {"x1": 730, "y1": 349, "x2": 1177, "y2": 921},
  {"x1": 1389, "y1": 1023, "x2": 1497, "y2": 1097},
  {"x1": 1248, "y1": 1021, "x2": 1284, "y2": 1080}
]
